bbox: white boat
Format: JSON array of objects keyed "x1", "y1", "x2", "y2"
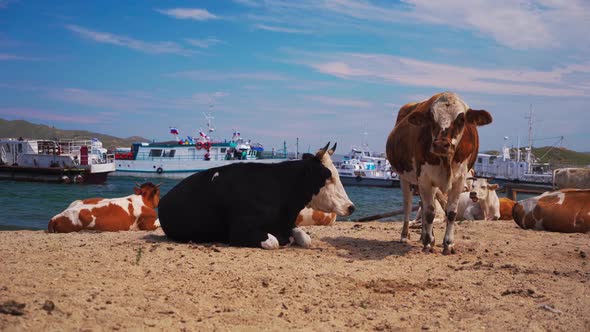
[
  {"x1": 113, "y1": 114, "x2": 288, "y2": 179},
  {"x1": 474, "y1": 144, "x2": 553, "y2": 184},
  {"x1": 0, "y1": 137, "x2": 115, "y2": 184},
  {"x1": 336, "y1": 145, "x2": 399, "y2": 188}
]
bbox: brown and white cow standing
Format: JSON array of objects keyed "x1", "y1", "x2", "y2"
[
  {"x1": 386, "y1": 92, "x2": 492, "y2": 254},
  {"x1": 512, "y1": 189, "x2": 590, "y2": 233},
  {"x1": 48, "y1": 182, "x2": 161, "y2": 233}
]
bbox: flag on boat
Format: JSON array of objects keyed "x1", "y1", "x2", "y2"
[
  {"x1": 199, "y1": 131, "x2": 210, "y2": 140},
  {"x1": 169, "y1": 127, "x2": 179, "y2": 135}
]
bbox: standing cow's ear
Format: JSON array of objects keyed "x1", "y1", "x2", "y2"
[
  {"x1": 466, "y1": 109, "x2": 493, "y2": 126},
  {"x1": 133, "y1": 187, "x2": 142, "y2": 195},
  {"x1": 408, "y1": 111, "x2": 428, "y2": 126}
]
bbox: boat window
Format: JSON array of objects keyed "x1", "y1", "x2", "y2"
[
  {"x1": 220, "y1": 148, "x2": 226, "y2": 153},
  {"x1": 477, "y1": 157, "x2": 482, "y2": 163},
  {"x1": 18, "y1": 144, "x2": 22, "y2": 153},
  {"x1": 5, "y1": 144, "x2": 10, "y2": 153},
  {"x1": 168, "y1": 150, "x2": 176, "y2": 158},
  {"x1": 149, "y1": 149, "x2": 162, "y2": 157},
  {"x1": 489, "y1": 156, "x2": 496, "y2": 165}
]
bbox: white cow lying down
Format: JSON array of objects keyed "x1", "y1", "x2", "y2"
[{"x1": 457, "y1": 178, "x2": 500, "y2": 221}]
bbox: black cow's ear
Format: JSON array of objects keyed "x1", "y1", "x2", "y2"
[
  {"x1": 408, "y1": 111, "x2": 427, "y2": 126},
  {"x1": 466, "y1": 109, "x2": 492, "y2": 126}
]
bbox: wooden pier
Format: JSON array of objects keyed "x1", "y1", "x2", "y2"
[{"x1": 501, "y1": 182, "x2": 553, "y2": 201}]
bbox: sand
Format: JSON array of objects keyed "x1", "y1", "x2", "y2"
[{"x1": 1, "y1": 220, "x2": 589, "y2": 331}]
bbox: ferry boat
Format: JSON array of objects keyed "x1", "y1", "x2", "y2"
[
  {"x1": 474, "y1": 144, "x2": 553, "y2": 184},
  {"x1": 336, "y1": 145, "x2": 399, "y2": 188},
  {"x1": 113, "y1": 115, "x2": 289, "y2": 179},
  {"x1": 0, "y1": 137, "x2": 115, "y2": 184}
]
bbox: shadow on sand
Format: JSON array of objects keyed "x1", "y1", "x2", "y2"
[{"x1": 321, "y1": 236, "x2": 413, "y2": 260}]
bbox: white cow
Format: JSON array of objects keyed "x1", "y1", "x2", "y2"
[{"x1": 457, "y1": 178, "x2": 500, "y2": 221}]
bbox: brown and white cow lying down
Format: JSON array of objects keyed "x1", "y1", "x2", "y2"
[
  {"x1": 553, "y1": 168, "x2": 590, "y2": 190},
  {"x1": 296, "y1": 207, "x2": 337, "y2": 226},
  {"x1": 456, "y1": 178, "x2": 500, "y2": 221},
  {"x1": 498, "y1": 197, "x2": 516, "y2": 220},
  {"x1": 386, "y1": 92, "x2": 492, "y2": 254},
  {"x1": 48, "y1": 182, "x2": 161, "y2": 233},
  {"x1": 512, "y1": 189, "x2": 590, "y2": 233}
]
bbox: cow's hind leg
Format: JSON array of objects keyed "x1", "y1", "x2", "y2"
[
  {"x1": 400, "y1": 179, "x2": 413, "y2": 243},
  {"x1": 229, "y1": 220, "x2": 283, "y2": 249}
]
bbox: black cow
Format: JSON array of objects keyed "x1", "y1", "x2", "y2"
[{"x1": 158, "y1": 143, "x2": 354, "y2": 249}]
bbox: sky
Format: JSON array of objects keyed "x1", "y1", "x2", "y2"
[{"x1": 1, "y1": 0, "x2": 589, "y2": 153}]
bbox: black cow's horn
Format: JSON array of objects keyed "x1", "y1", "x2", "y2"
[
  {"x1": 329, "y1": 142, "x2": 337, "y2": 155},
  {"x1": 316, "y1": 142, "x2": 330, "y2": 159}
]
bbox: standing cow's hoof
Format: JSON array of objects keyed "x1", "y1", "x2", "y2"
[
  {"x1": 261, "y1": 234, "x2": 280, "y2": 250},
  {"x1": 422, "y1": 245, "x2": 435, "y2": 253},
  {"x1": 442, "y1": 245, "x2": 457, "y2": 255},
  {"x1": 400, "y1": 236, "x2": 410, "y2": 243}
]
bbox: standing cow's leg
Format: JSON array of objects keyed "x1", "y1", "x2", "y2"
[
  {"x1": 400, "y1": 179, "x2": 413, "y2": 243},
  {"x1": 443, "y1": 177, "x2": 464, "y2": 255},
  {"x1": 418, "y1": 184, "x2": 436, "y2": 252}
]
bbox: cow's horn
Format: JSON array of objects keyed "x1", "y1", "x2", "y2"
[
  {"x1": 135, "y1": 182, "x2": 142, "y2": 187},
  {"x1": 156, "y1": 182, "x2": 162, "y2": 188},
  {"x1": 329, "y1": 142, "x2": 337, "y2": 155},
  {"x1": 316, "y1": 142, "x2": 330, "y2": 159}
]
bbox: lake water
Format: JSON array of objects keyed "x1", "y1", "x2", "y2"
[{"x1": 0, "y1": 177, "x2": 412, "y2": 230}]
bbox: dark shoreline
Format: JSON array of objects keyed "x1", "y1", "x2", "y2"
[{"x1": 0, "y1": 224, "x2": 42, "y2": 231}]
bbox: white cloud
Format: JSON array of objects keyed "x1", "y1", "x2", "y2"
[
  {"x1": 185, "y1": 37, "x2": 222, "y2": 49},
  {"x1": 156, "y1": 8, "x2": 218, "y2": 21},
  {"x1": 303, "y1": 95, "x2": 372, "y2": 108},
  {"x1": 305, "y1": 52, "x2": 590, "y2": 97},
  {"x1": 66, "y1": 24, "x2": 196, "y2": 56},
  {"x1": 254, "y1": 24, "x2": 310, "y2": 34},
  {"x1": 168, "y1": 70, "x2": 290, "y2": 81},
  {"x1": 0, "y1": 53, "x2": 35, "y2": 61}
]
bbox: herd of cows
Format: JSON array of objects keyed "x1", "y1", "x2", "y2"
[{"x1": 47, "y1": 92, "x2": 590, "y2": 253}]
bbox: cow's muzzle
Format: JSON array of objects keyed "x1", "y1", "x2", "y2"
[
  {"x1": 432, "y1": 139, "x2": 452, "y2": 155},
  {"x1": 469, "y1": 192, "x2": 478, "y2": 202}
]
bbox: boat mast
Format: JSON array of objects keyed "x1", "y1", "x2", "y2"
[{"x1": 525, "y1": 104, "x2": 533, "y2": 173}]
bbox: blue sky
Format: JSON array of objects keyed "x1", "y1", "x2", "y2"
[{"x1": 1, "y1": 0, "x2": 589, "y2": 153}]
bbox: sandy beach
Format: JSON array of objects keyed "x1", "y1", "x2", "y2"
[{"x1": 1, "y1": 220, "x2": 589, "y2": 331}]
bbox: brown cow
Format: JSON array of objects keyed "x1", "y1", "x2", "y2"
[
  {"x1": 296, "y1": 207, "x2": 337, "y2": 226},
  {"x1": 386, "y1": 92, "x2": 492, "y2": 254},
  {"x1": 48, "y1": 182, "x2": 161, "y2": 233},
  {"x1": 553, "y1": 168, "x2": 590, "y2": 189},
  {"x1": 512, "y1": 189, "x2": 590, "y2": 233},
  {"x1": 499, "y1": 197, "x2": 516, "y2": 220}
]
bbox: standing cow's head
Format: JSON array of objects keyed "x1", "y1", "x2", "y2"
[
  {"x1": 408, "y1": 92, "x2": 492, "y2": 157},
  {"x1": 306, "y1": 142, "x2": 355, "y2": 216},
  {"x1": 134, "y1": 182, "x2": 162, "y2": 208}
]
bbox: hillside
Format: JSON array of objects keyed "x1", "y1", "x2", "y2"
[
  {"x1": 0, "y1": 119, "x2": 148, "y2": 149},
  {"x1": 483, "y1": 146, "x2": 590, "y2": 167}
]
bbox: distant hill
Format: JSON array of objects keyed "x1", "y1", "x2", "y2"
[
  {"x1": 0, "y1": 119, "x2": 149, "y2": 150},
  {"x1": 483, "y1": 146, "x2": 590, "y2": 168}
]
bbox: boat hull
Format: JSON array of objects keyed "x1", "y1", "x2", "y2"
[
  {"x1": 339, "y1": 175, "x2": 400, "y2": 188},
  {"x1": 113, "y1": 158, "x2": 289, "y2": 179},
  {"x1": 0, "y1": 165, "x2": 111, "y2": 184}
]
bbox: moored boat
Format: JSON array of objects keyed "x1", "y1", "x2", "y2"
[
  {"x1": 336, "y1": 145, "x2": 399, "y2": 188},
  {"x1": 0, "y1": 137, "x2": 115, "y2": 184},
  {"x1": 113, "y1": 120, "x2": 289, "y2": 179}
]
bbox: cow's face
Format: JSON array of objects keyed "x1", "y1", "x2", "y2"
[
  {"x1": 134, "y1": 182, "x2": 161, "y2": 208},
  {"x1": 307, "y1": 143, "x2": 355, "y2": 216},
  {"x1": 409, "y1": 92, "x2": 492, "y2": 157},
  {"x1": 468, "y1": 178, "x2": 499, "y2": 202}
]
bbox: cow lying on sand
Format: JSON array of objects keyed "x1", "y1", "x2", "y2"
[
  {"x1": 512, "y1": 189, "x2": 590, "y2": 233},
  {"x1": 386, "y1": 92, "x2": 492, "y2": 254},
  {"x1": 48, "y1": 182, "x2": 161, "y2": 233},
  {"x1": 158, "y1": 143, "x2": 355, "y2": 249},
  {"x1": 553, "y1": 168, "x2": 590, "y2": 190},
  {"x1": 498, "y1": 197, "x2": 516, "y2": 220},
  {"x1": 296, "y1": 208, "x2": 337, "y2": 226},
  {"x1": 457, "y1": 178, "x2": 500, "y2": 221}
]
